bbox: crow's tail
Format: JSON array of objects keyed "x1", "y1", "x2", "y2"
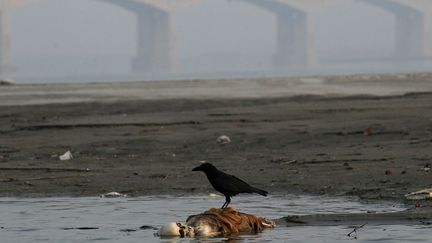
[{"x1": 252, "y1": 187, "x2": 268, "y2": 197}]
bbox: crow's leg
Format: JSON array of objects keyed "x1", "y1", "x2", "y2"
[
  {"x1": 221, "y1": 196, "x2": 231, "y2": 209},
  {"x1": 221, "y1": 201, "x2": 227, "y2": 209}
]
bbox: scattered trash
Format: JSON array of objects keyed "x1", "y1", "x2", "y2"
[
  {"x1": 363, "y1": 127, "x2": 373, "y2": 136},
  {"x1": 208, "y1": 193, "x2": 221, "y2": 197},
  {"x1": 59, "y1": 151, "x2": 73, "y2": 161},
  {"x1": 216, "y1": 135, "x2": 231, "y2": 144},
  {"x1": 405, "y1": 188, "x2": 432, "y2": 200},
  {"x1": 347, "y1": 223, "x2": 366, "y2": 239},
  {"x1": 100, "y1": 192, "x2": 127, "y2": 198},
  {"x1": 423, "y1": 164, "x2": 431, "y2": 172}
]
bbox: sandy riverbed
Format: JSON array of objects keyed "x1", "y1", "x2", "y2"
[{"x1": 0, "y1": 73, "x2": 431, "y2": 204}]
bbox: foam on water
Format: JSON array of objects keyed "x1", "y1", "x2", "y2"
[{"x1": 0, "y1": 194, "x2": 428, "y2": 242}]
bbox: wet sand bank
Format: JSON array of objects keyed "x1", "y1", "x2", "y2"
[{"x1": 1, "y1": 73, "x2": 432, "y2": 204}]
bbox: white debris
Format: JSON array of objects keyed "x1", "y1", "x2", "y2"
[
  {"x1": 208, "y1": 193, "x2": 221, "y2": 198},
  {"x1": 100, "y1": 192, "x2": 127, "y2": 198},
  {"x1": 59, "y1": 151, "x2": 73, "y2": 161},
  {"x1": 216, "y1": 135, "x2": 231, "y2": 144},
  {"x1": 405, "y1": 188, "x2": 432, "y2": 200}
]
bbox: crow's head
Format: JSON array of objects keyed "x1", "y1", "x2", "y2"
[{"x1": 192, "y1": 162, "x2": 217, "y2": 173}]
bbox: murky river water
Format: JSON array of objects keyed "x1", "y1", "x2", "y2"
[{"x1": 0, "y1": 194, "x2": 429, "y2": 242}]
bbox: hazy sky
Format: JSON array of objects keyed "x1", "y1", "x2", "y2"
[
  {"x1": 13, "y1": 0, "x2": 393, "y2": 56},
  {"x1": 7, "y1": 0, "x2": 431, "y2": 81}
]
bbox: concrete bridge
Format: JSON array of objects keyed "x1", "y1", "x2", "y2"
[
  {"x1": 1, "y1": 0, "x2": 432, "y2": 74},
  {"x1": 237, "y1": 0, "x2": 342, "y2": 67},
  {"x1": 0, "y1": 0, "x2": 200, "y2": 74},
  {"x1": 238, "y1": 0, "x2": 432, "y2": 66}
]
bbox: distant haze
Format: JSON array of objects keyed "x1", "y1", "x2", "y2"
[{"x1": 6, "y1": 0, "x2": 432, "y2": 83}]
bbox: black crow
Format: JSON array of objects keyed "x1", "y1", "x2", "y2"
[{"x1": 192, "y1": 163, "x2": 268, "y2": 208}]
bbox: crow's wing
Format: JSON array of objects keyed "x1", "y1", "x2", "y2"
[{"x1": 210, "y1": 172, "x2": 256, "y2": 196}]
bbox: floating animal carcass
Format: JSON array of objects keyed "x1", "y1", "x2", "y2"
[{"x1": 157, "y1": 207, "x2": 275, "y2": 238}]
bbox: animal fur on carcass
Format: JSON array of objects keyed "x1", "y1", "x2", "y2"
[{"x1": 157, "y1": 207, "x2": 275, "y2": 238}]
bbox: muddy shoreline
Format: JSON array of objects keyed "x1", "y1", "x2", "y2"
[{"x1": 1, "y1": 74, "x2": 432, "y2": 206}]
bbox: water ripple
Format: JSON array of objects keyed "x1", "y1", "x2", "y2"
[{"x1": 0, "y1": 195, "x2": 425, "y2": 242}]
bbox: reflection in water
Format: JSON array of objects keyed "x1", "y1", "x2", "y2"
[{"x1": 0, "y1": 194, "x2": 426, "y2": 242}]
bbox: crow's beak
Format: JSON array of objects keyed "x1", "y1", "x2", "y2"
[{"x1": 192, "y1": 165, "x2": 202, "y2": 171}]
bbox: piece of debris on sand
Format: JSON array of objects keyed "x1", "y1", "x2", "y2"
[
  {"x1": 405, "y1": 188, "x2": 432, "y2": 200},
  {"x1": 100, "y1": 192, "x2": 127, "y2": 198},
  {"x1": 59, "y1": 151, "x2": 73, "y2": 161},
  {"x1": 216, "y1": 135, "x2": 231, "y2": 145}
]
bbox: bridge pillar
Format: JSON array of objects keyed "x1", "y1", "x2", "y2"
[
  {"x1": 426, "y1": 15, "x2": 432, "y2": 57},
  {"x1": 394, "y1": 12, "x2": 431, "y2": 59},
  {"x1": 274, "y1": 11, "x2": 317, "y2": 67},
  {"x1": 0, "y1": 6, "x2": 12, "y2": 74},
  {"x1": 239, "y1": 0, "x2": 321, "y2": 68},
  {"x1": 361, "y1": 0, "x2": 432, "y2": 59},
  {"x1": 132, "y1": 9, "x2": 177, "y2": 73}
]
